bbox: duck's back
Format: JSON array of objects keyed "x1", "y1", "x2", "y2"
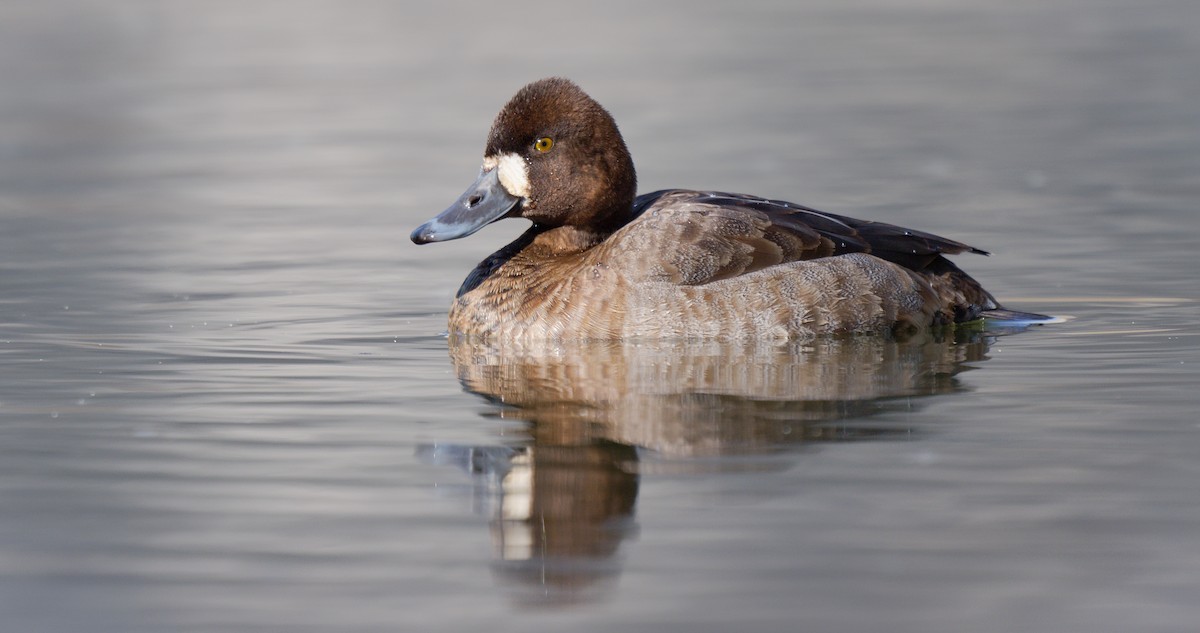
[
  {"x1": 577, "y1": 190, "x2": 993, "y2": 338},
  {"x1": 624, "y1": 190, "x2": 991, "y2": 280}
]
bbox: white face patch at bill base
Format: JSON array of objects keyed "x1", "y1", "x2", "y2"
[{"x1": 481, "y1": 153, "x2": 531, "y2": 199}]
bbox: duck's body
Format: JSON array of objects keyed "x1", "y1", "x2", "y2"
[{"x1": 412, "y1": 78, "x2": 1042, "y2": 342}]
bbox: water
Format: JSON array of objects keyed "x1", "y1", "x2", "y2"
[{"x1": 2, "y1": 1, "x2": 1198, "y2": 631}]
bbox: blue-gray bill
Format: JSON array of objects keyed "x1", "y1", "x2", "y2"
[{"x1": 411, "y1": 168, "x2": 522, "y2": 244}]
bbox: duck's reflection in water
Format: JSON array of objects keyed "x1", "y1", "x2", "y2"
[{"x1": 419, "y1": 330, "x2": 993, "y2": 606}]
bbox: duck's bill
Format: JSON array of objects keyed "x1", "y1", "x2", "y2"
[{"x1": 410, "y1": 168, "x2": 522, "y2": 244}]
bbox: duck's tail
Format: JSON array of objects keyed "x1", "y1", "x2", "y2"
[
  {"x1": 980, "y1": 308, "x2": 1061, "y2": 326},
  {"x1": 921, "y1": 255, "x2": 1059, "y2": 328}
]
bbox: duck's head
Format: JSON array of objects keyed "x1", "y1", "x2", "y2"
[{"x1": 411, "y1": 78, "x2": 637, "y2": 244}]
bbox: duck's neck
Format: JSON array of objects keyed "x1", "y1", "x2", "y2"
[{"x1": 527, "y1": 224, "x2": 613, "y2": 257}]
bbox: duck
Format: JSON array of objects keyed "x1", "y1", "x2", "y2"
[{"x1": 411, "y1": 77, "x2": 1047, "y2": 342}]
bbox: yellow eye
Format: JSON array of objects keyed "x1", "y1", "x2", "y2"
[{"x1": 534, "y1": 137, "x2": 554, "y2": 153}]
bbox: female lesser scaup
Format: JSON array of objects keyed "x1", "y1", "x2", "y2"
[{"x1": 411, "y1": 78, "x2": 1047, "y2": 341}]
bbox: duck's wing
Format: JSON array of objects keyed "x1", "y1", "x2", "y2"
[{"x1": 617, "y1": 189, "x2": 987, "y2": 285}]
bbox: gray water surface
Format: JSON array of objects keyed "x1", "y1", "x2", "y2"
[{"x1": 3, "y1": 2, "x2": 1199, "y2": 632}]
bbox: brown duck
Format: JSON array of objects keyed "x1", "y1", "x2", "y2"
[{"x1": 411, "y1": 78, "x2": 1048, "y2": 342}]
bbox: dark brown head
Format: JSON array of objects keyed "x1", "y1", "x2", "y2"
[{"x1": 411, "y1": 78, "x2": 638, "y2": 244}]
